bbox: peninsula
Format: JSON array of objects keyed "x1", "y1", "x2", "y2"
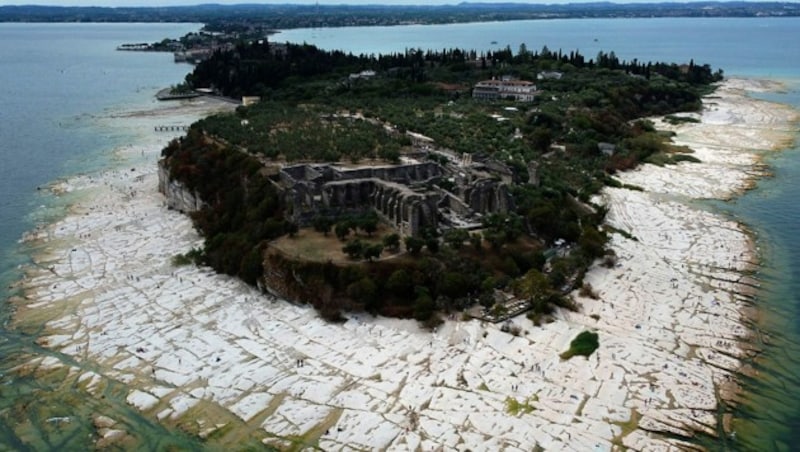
[
  {"x1": 11, "y1": 28, "x2": 798, "y2": 452},
  {"x1": 15, "y1": 75, "x2": 796, "y2": 450}
]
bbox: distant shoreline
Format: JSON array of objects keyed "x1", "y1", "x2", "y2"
[{"x1": 2, "y1": 2, "x2": 799, "y2": 29}]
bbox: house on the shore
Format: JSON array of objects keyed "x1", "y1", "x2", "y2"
[
  {"x1": 349, "y1": 70, "x2": 377, "y2": 81},
  {"x1": 598, "y1": 142, "x2": 617, "y2": 156},
  {"x1": 472, "y1": 77, "x2": 536, "y2": 102},
  {"x1": 242, "y1": 96, "x2": 261, "y2": 107}
]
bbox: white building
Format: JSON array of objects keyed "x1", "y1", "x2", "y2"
[{"x1": 472, "y1": 78, "x2": 536, "y2": 102}]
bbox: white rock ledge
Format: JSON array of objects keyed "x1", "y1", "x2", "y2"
[{"x1": 11, "y1": 79, "x2": 799, "y2": 450}]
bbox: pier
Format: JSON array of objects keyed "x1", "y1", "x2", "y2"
[
  {"x1": 155, "y1": 88, "x2": 201, "y2": 101},
  {"x1": 154, "y1": 125, "x2": 190, "y2": 132}
]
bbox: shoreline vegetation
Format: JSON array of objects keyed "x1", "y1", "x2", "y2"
[{"x1": 7, "y1": 77, "x2": 798, "y2": 448}]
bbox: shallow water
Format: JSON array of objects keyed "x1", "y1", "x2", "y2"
[
  {"x1": 726, "y1": 138, "x2": 800, "y2": 451},
  {"x1": 0, "y1": 22, "x2": 210, "y2": 449}
]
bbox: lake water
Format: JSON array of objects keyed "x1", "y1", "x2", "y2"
[
  {"x1": 276, "y1": 17, "x2": 800, "y2": 80},
  {"x1": 0, "y1": 22, "x2": 208, "y2": 450},
  {"x1": 1, "y1": 18, "x2": 799, "y2": 450}
]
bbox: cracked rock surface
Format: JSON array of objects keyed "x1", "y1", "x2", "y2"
[{"x1": 12, "y1": 79, "x2": 798, "y2": 450}]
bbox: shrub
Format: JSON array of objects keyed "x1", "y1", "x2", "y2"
[
  {"x1": 404, "y1": 236, "x2": 424, "y2": 255},
  {"x1": 671, "y1": 154, "x2": 701, "y2": 164},
  {"x1": 664, "y1": 114, "x2": 700, "y2": 125},
  {"x1": 382, "y1": 233, "x2": 400, "y2": 251},
  {"x1": 560, "y1": 330, "x2": 599, "y2": 360},
  {"x1": 579, "y1": 282, "x2": 599, "y2": 299},
  {"x1": 343, "y1": 239, "x2": 364, "y2": 259},
  {"x1": 172, "y1": 247, "x2": 203, "y2": 266}
]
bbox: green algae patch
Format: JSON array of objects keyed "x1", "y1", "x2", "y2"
[{"x1": 505, "y1": 394, "x2": 538, "y2": 416}]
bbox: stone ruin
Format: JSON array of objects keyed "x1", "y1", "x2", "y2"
[{"x1": 276, "y1": 157, "x2": 515, "y2": 237}]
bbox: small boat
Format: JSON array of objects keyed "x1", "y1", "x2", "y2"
[{"x1": 491, "y1": 40, "x2": 498, "y2": 45}]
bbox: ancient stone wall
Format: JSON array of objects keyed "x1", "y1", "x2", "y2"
[
  {"x1": 464, "y1": 179, "x2": 513, "y2": 214},
  {"x1": 330, "y1": 162, "x2": 442, "y2": 184},
  {"x1": 322, "y1": 178, "x2": 438, "y2": 236},
  {"x1": 278, "y1": 160, "x2": 511, "y2": 236},
  {"x1": 439, "y1": 190, "x2": 472, "y2": 217}
]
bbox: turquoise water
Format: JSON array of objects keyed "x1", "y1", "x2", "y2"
[
  {"x1": 724, "y1": 86, "x2": 800, "y2": 451},
  {"x1": 1, "y1": 18, "x2": 799, "y2": 449},
  {"x1": 276, "y1": 17, "x2": 800, "y2": 79},
  {"x1": 0, "y1": 22, "x2": 207, "y2": 449},
  {"x1": 0, "y1": 23, "x2": 200, "y2": 292}
]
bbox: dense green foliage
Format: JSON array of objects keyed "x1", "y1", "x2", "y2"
[
  {"x1": 188, "y1": 42, "x2": 721, "y2": 101},
  {"x1": 163, "y1": 40, "x2": 722, "y2": 324},
  {"x1": 560, "y1": 330, "x2": 600, "y2": 359},
  {"x1": 266, "y1": 235, "x2": 549, "y2": 324},
  {"x1": 197, "y1": 104, "x2": 406, "y2": 163},
  {"x1": 161, "y1": 130, "x2": 290, "y2": 284}
]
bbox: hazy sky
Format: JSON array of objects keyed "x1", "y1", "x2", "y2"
[{"x1": 3, "y1": 0, "x2": 773, "y2": 6}]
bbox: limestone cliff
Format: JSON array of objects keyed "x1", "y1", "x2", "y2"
[{"x1": 157, "y1": 160, "x2": 205, "y2": 213}]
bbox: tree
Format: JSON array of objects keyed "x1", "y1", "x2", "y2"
[
  {"x1": 414, "y1": 291, "x2": 436, "y2": 321},
  {"x1": 560, "y1": 331, "x2": 599, "y2": 360},
  {"x1": 387, "y1": 269, "x2": 414, "y2": 298},
  {"x1": 382, "y1": 233, "x2": 401, "y2": 251},
  {"x1": 470, "y1": 233, "x2": 483, "y2": 252},
  {"x1": 516, "y1": 269, "x2": 550, "y2": 302},
  {"x1": 239, "y1": 247, "x2": 263, "y2": 286},
  {"x1": 404, "y1": 236, "x2": 424, "y2": 255},
  {"x1": 347, "y1": 276, "x2": 378, "y2": 305},
  {"x1": 343, "y1": 239, "x2": 364, "y2": 259},
  {"x1": 483, "y1": 230, "x2": 505, "y2": 251},
  {"x1": 360, "y1": 215, "x2": 379, "y2": 236},
  {"x1": 482, "y1": 213, "x2": 523, "y2": 244},
  {"x1": 335, "y1": 221, "x2": 352, "y2": 241},
  {"x1": 438, "y1": 271, "x2": 468, "y2": 299},
  {"x1": 530, "y1": 127, "x2": 553, "y2": 152},
  {"x1": 313, "y1": 216, "x2": 333, "y2": 236},
  {"x1": 286, "y1": 221, "x2": 299, "y2": 237},
  {"x1": 363, "y1": 244, "x2": 383, "y2": 261},
  {"x1": 443, "y1": 229, "x2": 469, "y2": 250},
  {"x1": 425, "y1": 237, "x2": 440, "y2": 254},
  {"x1": 379, "y1": 142, "x2": 401, "y2": 163},
  {"x1": 578, "y1": 225, "x2": 607, "y2": 260},
  {"x1": 548, "y1": 258, "x2": 571, "y2": 289},
  {"x1": 517, "y1": 43, "x2": 529, "y2": 61}
]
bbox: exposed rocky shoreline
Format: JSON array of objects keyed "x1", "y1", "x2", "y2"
[{"x1": 9, "y1": 79, "x2": 798, "y2": 449}]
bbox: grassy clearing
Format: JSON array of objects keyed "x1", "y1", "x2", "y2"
[{"x1": 270, "y1": 224, "x2": 399, "y2": 263}]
